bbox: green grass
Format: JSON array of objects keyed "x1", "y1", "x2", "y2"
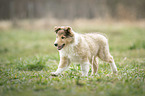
[{"x1": 0, "y1": 25, "x2": 145, "y2": 96}]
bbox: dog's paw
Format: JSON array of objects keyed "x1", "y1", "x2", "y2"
[
  {"x1": 91, "y1": 72, "x2": 98, "y2": 76},
  {"x1": 51, "y1": 72, "x2": 59, "y2": 76},
  {"x1": 81, "y1": 74, "x2": 88, "y2": 77},
  {"x1": 111, "y1": 71, "x2": 118, "y2": 75},
  {"x1": 113, "y1": 70, "x2": 118, "y2": 75}
]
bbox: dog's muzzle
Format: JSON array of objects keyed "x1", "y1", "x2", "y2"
[{"x1": 54, "y1": 43, "x2": 65, "y2": 50}]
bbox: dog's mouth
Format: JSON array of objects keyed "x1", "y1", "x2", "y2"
[{"x1": 57, "y1": 44, "x2": 65, "y2": 50}]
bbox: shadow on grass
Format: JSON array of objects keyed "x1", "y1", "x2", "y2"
[
  {"x1": 129, "y1": 40, "x2": 145, "y2": 50},
  {"x1": 17, "y1": 63, "x2": 46, "y2": 71},
  {"x1": 25, "y1": 64, "x2": 45, "y2": 71},
  {"x1": 17, "y1": 56, "x2": 47, "y2": 71}
]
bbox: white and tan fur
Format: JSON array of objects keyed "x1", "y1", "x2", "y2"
[{"x1": 51, "y1": 26, "x2": 117, "y2": 76}]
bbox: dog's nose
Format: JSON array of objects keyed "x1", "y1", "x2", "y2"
[{"x1": 54, "y1": 43, "x2": 58, "y2": 47}]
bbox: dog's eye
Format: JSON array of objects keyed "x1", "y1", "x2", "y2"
[{"x1": 61, "y1": 37, "x2": 65, "y2": 39}]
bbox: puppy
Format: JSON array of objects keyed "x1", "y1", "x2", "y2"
[{"x1": 51, "y1": 26, "x2": 117, "y2": 76}]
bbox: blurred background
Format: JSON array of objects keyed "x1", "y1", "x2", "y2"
[
  {"x1": 0, "y1": 0, "x2": 145, "y2": 57},
  {"x1": 0, "y1": 0, "x2": 145, "y2": 29}
]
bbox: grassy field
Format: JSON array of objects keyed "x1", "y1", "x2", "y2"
[{"x1": 0, "y1": 24, "x2": 145, "y2": 96}]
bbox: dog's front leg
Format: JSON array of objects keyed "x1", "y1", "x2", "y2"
[
  {"x1": 51, "y1": 57, "x2": 70, "y2": 76},
  {"x1": 81, "y1": 61, "x2": 90, "y2": 76}
]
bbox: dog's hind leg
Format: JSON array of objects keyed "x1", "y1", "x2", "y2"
[
  {"x1": 98, "y1": 45, "x2": 117, "y2": 74},
  {"x1": 91, "y1": 56, "x2": 98, "y2": 75}
]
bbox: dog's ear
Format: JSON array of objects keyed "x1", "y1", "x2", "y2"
[
  {"x1": 64, "y1": 26, "x2": 71, "y2": 31},
  {"x1": 64, "y1": 26, "x2": 73, "y2": 37},
  {"x1": 54, "y1": 26, "x2": 61, "y2": 33}
]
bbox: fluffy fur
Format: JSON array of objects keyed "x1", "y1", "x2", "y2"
[{"x1": 51, "y1": 26, "x2": 117, "y2": 76}]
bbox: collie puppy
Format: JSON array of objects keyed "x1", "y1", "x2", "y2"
[{"x1": 51, "y1": 26, "x2": 117, "y2": 76}]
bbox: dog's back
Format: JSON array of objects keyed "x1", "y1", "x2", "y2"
[{"x1": 78, "y1": 33, "x2": 108, "y2": 56}]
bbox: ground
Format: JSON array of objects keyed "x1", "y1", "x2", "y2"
[{"x1": 0, "y1": 23, "x2": 145, "y2": 96}]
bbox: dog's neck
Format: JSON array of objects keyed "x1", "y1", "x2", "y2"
[{"x1": 73, "y1": 32, "x2": 80, "y2": 46}]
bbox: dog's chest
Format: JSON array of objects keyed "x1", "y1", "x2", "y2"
[{"x1": 60, "y1": 45, "x2": 82, "y2": 63}]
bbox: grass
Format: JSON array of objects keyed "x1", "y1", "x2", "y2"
[{"x1": 0, "y1": 24, "x2": 145, "y2": 96}]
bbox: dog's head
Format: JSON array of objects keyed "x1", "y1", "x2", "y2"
[{"x1": 54, "y1": 26, "x2": 74, "y2": 50}]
